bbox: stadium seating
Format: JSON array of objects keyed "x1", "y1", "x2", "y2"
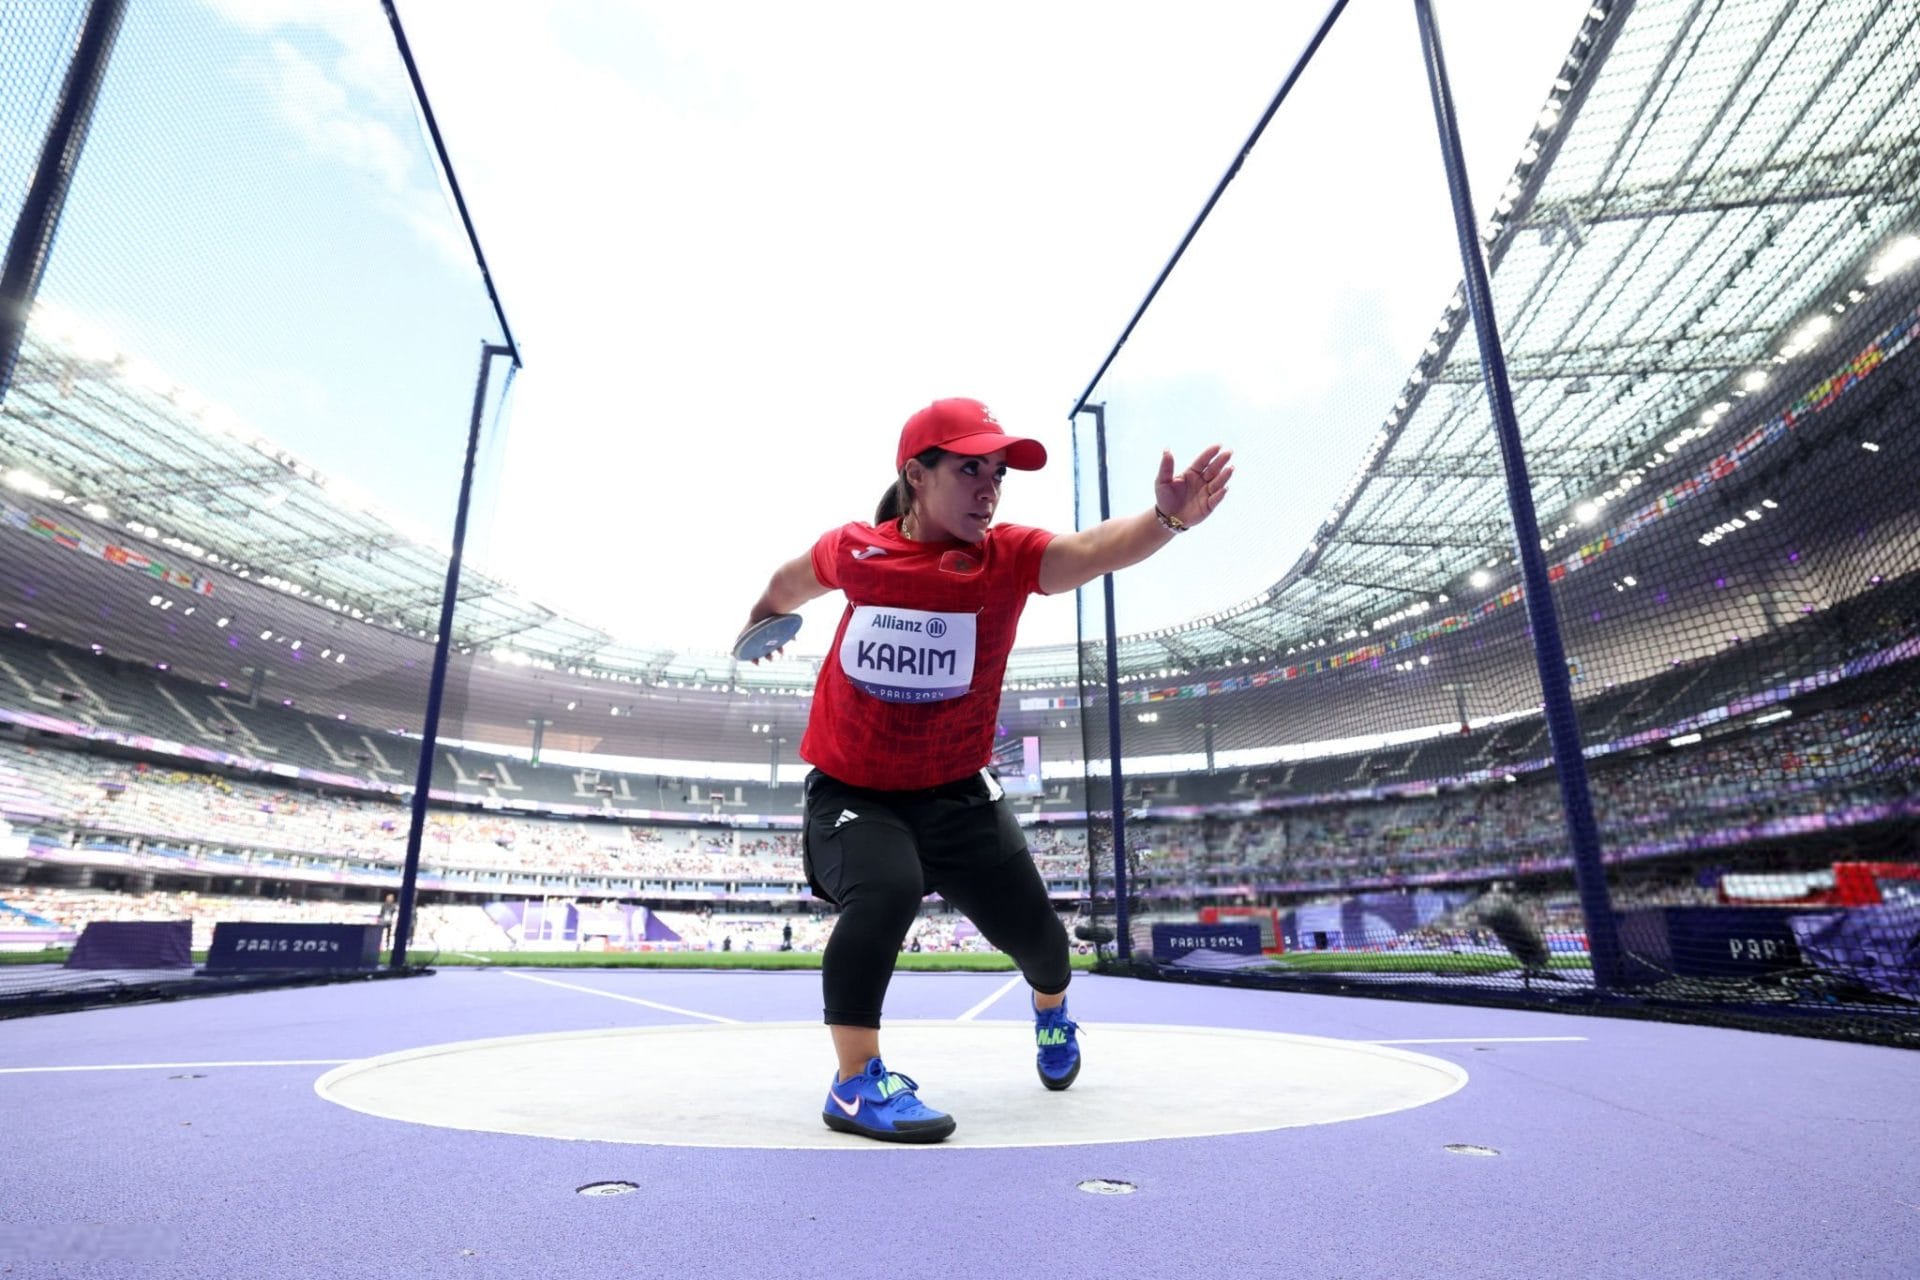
[{"x1": 0, "y1": 584, "x2": 1914, "y2": 945}]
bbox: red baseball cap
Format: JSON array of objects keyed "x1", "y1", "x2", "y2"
[{"x1": 895, "y1": 398, "x2": 1047, "y2": 472}]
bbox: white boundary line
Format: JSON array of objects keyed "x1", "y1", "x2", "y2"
[
  {"x1": 1363, "y1": 1036, "x2": 1588, "y2": 1044},
  {"x1": 500, "y1": 970, "x2": 738, "y2": 1023},
  {"x1": 0, "y1": 1060, "x2": 347, "y2": 1074},
  {"x1": 956, "y1": 975, "x2": 1023, "y2": 1022}
]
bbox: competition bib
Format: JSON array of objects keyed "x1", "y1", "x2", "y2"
[{"x1": 838, "y1": 606, "x2": 977, "y2": 703}]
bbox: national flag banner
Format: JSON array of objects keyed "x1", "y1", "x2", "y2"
[
  {"x1": 29, "y1": 515, "x2": 81, "y2": 547},
  {"x1": 1016, "y1": 695, "x2": 1080, "y2": 712},
  {"x1": 0, "y1": 501, "x2": 212, "y2": 598}
]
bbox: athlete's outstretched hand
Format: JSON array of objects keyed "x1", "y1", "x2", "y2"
[{"x1": 1154, "y1": 445, "x2": 1233, "y2": 530}]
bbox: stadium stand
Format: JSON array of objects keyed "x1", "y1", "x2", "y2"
[{"x1": 1, "y1": 603, "x2": 1912, "y2": 960}]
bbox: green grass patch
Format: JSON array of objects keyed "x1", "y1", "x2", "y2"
[
  {"x1": 418, "y1": 950, "x2": 1100, "y2": 973},
  {"x1": 0, "y1": 947, "x2": 216, "y2": 964},
  {"x1": 7, "y1": 945, "x2": 1592, "y2": 977},
  {"x1": 0, "y1": 947, "x2": 72, "y2": 965},
  {"x1": 1258, "y1": 951, "x2": 1591, "y2": 975},
  {"x1": 2, "y1": 947, "x2": 1100, "y2": 974}
]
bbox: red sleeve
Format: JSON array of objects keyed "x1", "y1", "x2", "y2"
[
  {"x1": 810, "y1": 524, "x2": 851, "y2": 591},
  {"x1": 998, "y1": 523, "x2": 1056, "y2": 596}
]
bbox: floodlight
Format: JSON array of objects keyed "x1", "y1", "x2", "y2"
[
  {"x1": 5, "y1": 468, "x2": 49, "y2": 495},
  {"x1": 1782, "y1": 314, "x2": 1832, "y2": 356},
  {"x1": 1865, "y1": 234, "x2": 1920, "y2": 284}
]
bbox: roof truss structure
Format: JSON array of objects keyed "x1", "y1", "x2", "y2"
[{"x1": 2, "y1": 0, "x2": 1916, "y2": 698}]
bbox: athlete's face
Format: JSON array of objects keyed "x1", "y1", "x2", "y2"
[{"x1": 910, "y1": 449, "x2": 1008, "y2": 544}]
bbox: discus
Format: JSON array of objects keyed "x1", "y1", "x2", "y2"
[{"x1": 733, "y1": 613, "x2": 802, "y2": 662}]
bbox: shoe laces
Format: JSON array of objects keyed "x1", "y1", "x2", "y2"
[
  {"x1": 875, "y1": 1068, "x2": 920, "y2": 1099},
  {"x1": 1036, "y1": 1004, "x2": 1079, "y2": 1030},
  {"x1": 872, "y1": 1069, "x2": 945, "y2": 1118}
]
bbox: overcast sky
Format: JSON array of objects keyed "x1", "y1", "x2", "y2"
[{"x1": 34, "y1": 0, "x2": 1594, "y2": 660}]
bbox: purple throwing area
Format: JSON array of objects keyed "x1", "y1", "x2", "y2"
[{"x1": 5, "y1": 967, "x2": 1917, "y2": 1279}]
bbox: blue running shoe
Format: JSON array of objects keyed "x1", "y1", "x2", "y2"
[
  {"x1": 822, "y1": 1058, "x2": 956, "y2": 1143},
  {"x1": 1034, "y1": 998, "x2": 1081, "y2": 1091}
]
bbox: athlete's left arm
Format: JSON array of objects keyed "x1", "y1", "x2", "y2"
[{"x1": 1036, "y1": 445, "x2": 1233, "y2": 595}]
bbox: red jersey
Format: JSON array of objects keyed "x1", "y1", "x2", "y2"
[{"x1": 800, "y1": 518, "x2": 1054, "y2": 791}]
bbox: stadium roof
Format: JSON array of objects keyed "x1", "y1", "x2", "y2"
[
  {"x1": 1080, "y1": 0, "x2": 1920, "y2": 688},
  {"x1": 2, "y1": 0, "x2": 1917, "y2": 703}
]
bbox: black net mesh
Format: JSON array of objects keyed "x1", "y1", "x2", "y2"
[
  {"x1": 2, "y1": 0, "x2": 1915, "y2": 1048},
  {"x1": 0, "y1": 1, "x2": 508, "y2": 1007},
  {"x1": 1070, "y1": 0, "x2": 1920, "y2": 1046}
]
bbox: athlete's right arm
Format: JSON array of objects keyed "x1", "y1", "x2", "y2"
[{"x1": 743, "y1": 552, "x2": 829, "y2": 630}]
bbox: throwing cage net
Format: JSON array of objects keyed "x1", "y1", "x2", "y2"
[
  {"x1": 1071, "y1": 0, "x2": 1920, "y2": 1046},
  {"x1": 0, "y1": 0, "x2": 514, "y2": 1008}
]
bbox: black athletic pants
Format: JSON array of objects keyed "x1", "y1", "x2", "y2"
[{"x1": 802, "y1": 768, "x2": 1070, "y2": 1028}]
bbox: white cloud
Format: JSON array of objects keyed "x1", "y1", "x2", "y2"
[
  {"x1": 199, "y1": 0, "x2": 410, "y2": 110},
  {"x1": 204, "y1": 0, "x2": 1596, "y2": 656},
  {"x1": 204, "y1": 3, "x2": 471, "y2": 272},
  {"x1": 261, "y1": 39, "x2": 414, "y2": 188}
]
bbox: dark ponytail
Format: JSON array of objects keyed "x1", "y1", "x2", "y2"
[{"x1": 873, "y1": 446, "x2": 947, "y2": 525}]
